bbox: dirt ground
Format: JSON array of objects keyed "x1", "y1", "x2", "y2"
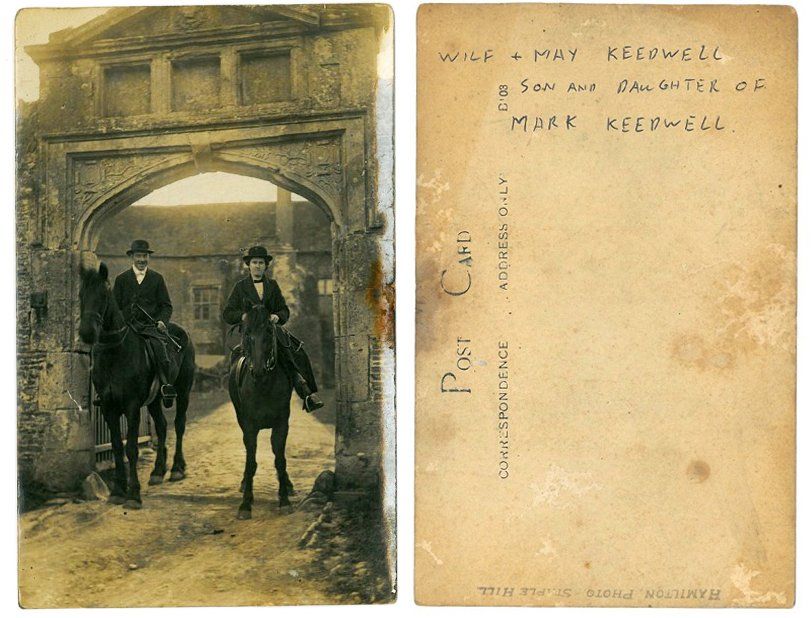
[{"x1": 18, "y1": 390, "x2": 370, "y2": 607}]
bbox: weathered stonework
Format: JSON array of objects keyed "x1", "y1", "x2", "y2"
[{"x1": 17, "y1": 6, "x2": 393, "y2": 499}]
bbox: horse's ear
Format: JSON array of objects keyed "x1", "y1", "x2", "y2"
[{"x1": 99, "y1": 262, "x2": 109, "y2": 281}]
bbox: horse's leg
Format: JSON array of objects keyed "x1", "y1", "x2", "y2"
[
  {"x1": 147, "y1": 398, "x2": 167, "y2": 485},
  {"x1": 169, "y1": 388, "x2": 189, "y2": 481},
  {"x1": 124, "y1": 405, "x2": 143, "y2": 509},
  {"x1": 271, "y1": 422, "x2": 291, "y2": 508},
  {"x1": 105, "y1": 410, "x2": 127, "y2": 504},
  {"x1": 237, "y1": 427, "x2": 259, "y2": 519}
]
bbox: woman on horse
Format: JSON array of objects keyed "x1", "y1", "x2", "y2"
[{"x1": 222, "y1": 245, "x2": 324, "y2": 413}]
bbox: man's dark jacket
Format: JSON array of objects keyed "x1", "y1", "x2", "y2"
[
  {"x1": 113, "y1": 268, "x2": 173, "y2": 325},
  {"x1": 222, "y1": 276, "x2": 290, "y2": 325}
]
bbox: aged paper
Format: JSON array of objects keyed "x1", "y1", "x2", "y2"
[{"x1": 416, "y1": 4, "x2": 796, "y2": 607}]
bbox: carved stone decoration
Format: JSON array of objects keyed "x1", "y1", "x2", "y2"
[
  {"x1": 221, "y1": 137, "x2": 343, "y2": 199},
  {"x1": 70, "y1": 153, "x2": 180, "y2": 215},
  {"x1": 312, "y1": 63, "x2": 341, "y2": 108},
  {"x1": 171, "y1": 6, "x2": 210, "y2": 32}
]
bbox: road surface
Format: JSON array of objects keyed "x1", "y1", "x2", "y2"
[{"x1": 19, "y1": 392, "x2": 342, "y2": 607}]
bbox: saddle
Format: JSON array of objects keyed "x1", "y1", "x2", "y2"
[
  {"x1": 134, "y1": 321, "x2": 187, "y2": 385},
  {"x1": 228, "y1": 355, "x2": 252, "y2": 410},
  {"x1": 132, "y1": 320, "x2": 189, "y2": 348}
]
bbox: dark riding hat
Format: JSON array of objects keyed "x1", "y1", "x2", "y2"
[
  {"x1": 126, "y1": 239, "x2": 154, "y2": 256},
  {"x1": 243, "y1": 245, "x2": 273, "y2": 265}
]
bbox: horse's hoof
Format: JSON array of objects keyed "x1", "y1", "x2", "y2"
[
  {"x1": 124, "y1": 499, "x2": 143, "y2": 510},
  {"x1": 237, "y1": 509, "x2": 252, "y2": 520},
  {"x1": 108, "y1": 495, "x2": 126, "y2": 505},
  {"x1": 169, "y1": 470, "x2": 185, "y2": 482},
  {"x1": 148, "y1": 475, "x2": 164, "y2": 485},
  {"x1": 279, "y1": 504, "x2": 294, "y2": 515}
]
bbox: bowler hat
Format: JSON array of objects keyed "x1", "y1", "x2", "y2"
[
  {"x1": 126, "y1": 239, "x2": 154, "y2": 255},
  {"x1": 243, "y1": 245, "x2": 273, "y2": 265}
]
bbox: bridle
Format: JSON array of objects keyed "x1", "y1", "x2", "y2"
[
  {"x1": 82, "y1": 285, "x2": 128, "y2": 351},
  {"x1": 243, "y1": 319, "x2": 278, "y2": 376}
]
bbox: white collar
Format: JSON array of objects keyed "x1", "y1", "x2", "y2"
[{"x1": 133, "y1": 265, "x2": 148, "y2": 276}]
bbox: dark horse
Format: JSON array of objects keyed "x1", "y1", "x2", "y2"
[
  {"x1": 78, "y1": 263, "x2": 195, "y2": 508},
  {"x1": 229, "y1": 305, "x2": 295, "y2": 519}
]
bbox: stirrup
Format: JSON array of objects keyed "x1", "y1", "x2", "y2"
[
  {"x1": 160, "y1": 384, "x2": 177, "y2": 408},
  {"x1": 303, "y1": 393, "x2": 324, "y2": 413},
  {"x1": 160, "y1": 384, "x2": 177, "y2": 398}
]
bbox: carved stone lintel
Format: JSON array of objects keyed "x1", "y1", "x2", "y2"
[
  {"x1": 69, "y1": 135, "x2": 345, "y2": 240},
  {"x1": 71, "y1": 152, "x2": 177, "y2": 214},
  {"x1": 220, "y1": 137, "x2": 343, "y2": 199}
]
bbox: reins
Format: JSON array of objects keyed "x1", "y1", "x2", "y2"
[{"x1": 94, "y1": 324, "x2": 130, "y2": 351}]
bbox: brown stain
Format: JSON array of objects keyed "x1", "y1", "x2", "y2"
[
  {"x1": 583, "y1": 561, "x2": 591, "y2": 569},
  {"x1": 716, "y1": 247, "x2": 793, "y2": 349},
  {"x1": 671, "y1": 245, "x2": 794, "y2": 372},
  {"x1": 686, "y1": 459, "x2": 711, "y2": 483},
  {"x1": 414, "y1": 257, "x2": 450, "y2": 355},
  {"x1": 423, "y1": 412, "x2": 458, "y2": 444},
  {"x1": 366, "y1": 258, "x2": 395, "y2": 349}
]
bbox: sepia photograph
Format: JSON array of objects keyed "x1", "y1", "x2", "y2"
[{"x1": 15, "y1": 4, "x2": 394, "y2": 607}]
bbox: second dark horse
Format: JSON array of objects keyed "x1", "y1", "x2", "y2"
[
  {"x1": 79, "y1": 263, "x2": 195, "y2": 508},
  {"x1": 229, "y1": 305, "x2": 295, "y2": 519}
]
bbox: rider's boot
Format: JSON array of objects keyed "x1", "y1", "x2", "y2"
[
  {"x1": 158, "y1": 344, "x2": 177, "y2": 408},
  {"x1": 292, "y1": 373, "x2": 323, "y2": 413},
  {"x1": 304, "y1": 393, "x2": 324, "y2": 413},
  {"x1": 230, "y1": 344, "x2": 242, "y2": 366}
]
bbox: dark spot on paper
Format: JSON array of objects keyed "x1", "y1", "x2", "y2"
[
  {"x1": 686, "y1": 460, "x2": 710, "y2": 483},
  {"x1": 426, "y1": 412, "x2": 458, "y2": 444},
  {"x1": 583, "y1": 561, "x2": 591, "y2": 569}
]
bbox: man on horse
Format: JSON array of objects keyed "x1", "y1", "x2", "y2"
[
  {"x1": 222, "y1": 245, "x2": 324, "y2": 413},
  {"x1": 113, "y1": 239, "x2": 179, "y2": 408}
]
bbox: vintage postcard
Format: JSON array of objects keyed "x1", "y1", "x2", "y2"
[
  {"x1": 416, "y1": 4, "x2": 796, "y2": 607},
  {"x1": 16, "y1": 5, "x2": 394, "y2": 606}
]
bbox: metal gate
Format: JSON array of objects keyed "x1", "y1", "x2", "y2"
[{"x1": 90, "y1": 385, "x2": 153, "y2": 467}]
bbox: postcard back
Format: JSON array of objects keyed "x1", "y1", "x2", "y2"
[{"x1": 416, "y1": 4, "x2": 796, "y2": 607}]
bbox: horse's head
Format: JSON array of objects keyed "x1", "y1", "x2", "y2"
[
  {"x1": 79, "y1": 263, "x2": 112, "y2": 344},
  {"x1": 242, "y1": 305, "x2": 278, "y2": 378}
]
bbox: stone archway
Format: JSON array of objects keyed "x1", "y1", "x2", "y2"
[
  {"x1": 18, "y1": 5, "x2": 392, "y2": 507},
  {"x1": 28, "y1": 113, "x2": 390, "y2": 495}
]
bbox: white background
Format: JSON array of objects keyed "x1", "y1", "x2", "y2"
[{"x1": 1, "y1": 0, "x2": 808, "y2": 615}]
